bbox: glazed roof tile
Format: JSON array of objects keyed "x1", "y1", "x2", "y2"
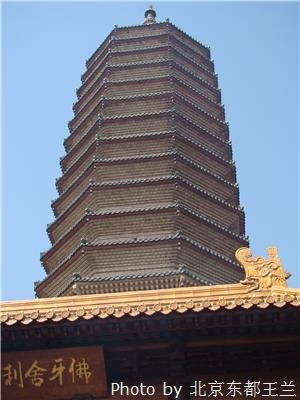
[
  {"x1": 170, "y1": 74, "x2": 222, "y2": 110},
  {"x1": 86, "y1": 29, "x2": 113, "y2": 68},
  {"x1": 71, "y1": 82, "x2": 224, "y2": 146},
  {"x1": 58, "y1": 136, "x2": 176, "y2": 186},
  {"x1": 67, "y1": 97, "x2": 227, "y2": 169},
  {"x1": 112, "y1": 30, "x2": 167, "y2": 40},
  {"x1": 55, "y1": 267, "x2": 186, "y2": 297},
  {"x1": 77, "y1": 24, "x2": 211, "y2": 122},
  {"x1": 44, "y1": 201, "x2": 247, "y2": 267},
  {"x1": 71, "y1": 72, "x2": 222, "y2": 135},
  {"x1": 167, "y1": 41, "x2": 212, "y2": 74},
  {"x1": 98, "y1": 108, "x2": 228, "y2": 150},
  {"x1": 86, "y1": 24, "x2": 168, "y2": 69},
  {"x1": 174, "y1": 174, "x2": 242, "y2": 212},
  {"x1": 53, "y1": 173, "x2": 172, "y2": 219},
  {"x1": 99, "y1": 128, "x2": 174, "y2": 140},
  {"x1": 83, "y1": 27, "x2": 214, "y2": 87},
  {"x1": 100, "y1": 108, "x2": 172, "y2": 121},
  {"x1": 72, "y1": 80, "x2": 106, "y2": 119},
  {"x1": 103, "y1": 90, "x2": 173, "y2": 102},
  {"x1": 111, "y1": 30, "x2": 212, "y2": 71},
  {"x1": 109, "y1": 43, "x2": 214, "y2": 78},
  {"x1": 63, "y1": 125, "x2": 175, "y2": 170},
  {"x1": 65, "y1": 118, "x2": 98, "y2": 151},
  {"x1": 99, "y1": 112, "x2": 231, "y2": 165},
  {"x1": 111, "y1": 43, "x2": 166, "y2": 53},
  {"x1": 178, "y1": 203, "x2": 247, "y2": 241},
  {"x1": 106, "y1": 74, "x2": 169, "y2": 84},
  {"x1": 171, "y1": 59, "x2": 218, "y2": 92},
  {"x1": 167, "y1": 21, "x2": 210, "y2": 54},
  {"x1": 75, "y1": 270, "x2": 178, "y2": 282},
  {"x1": 174, "y1": 128, "x2": 232, "y2": 164},
  {"x1": 40, "y1": 232, "x2": 181, "y2": 279},
  {"x1": 72, "y1": 264, "x2": 211, "y2": 285},
  {"x1": 176, "y1": 152, "x2": 236, "y2": 188},
  {"x1": 84, "y1": 43, "x2": 174, "y2": 86},
  {"x1": 40, "y1": 230, "x2": 242, "y2": 290},
  {"x1": 98, "y1": 151, "x2": 175, "y2": 163},
  {"x1": 107, "y1": 57, "x2": 217, "y2": 93},
  {"x1": 175, "y1": 110, "x2": 229, "y2": 143},
  {"x1": 180, "y1": 234, "x2": 240, "y2": 267},
  {"x1": 52, "y1": 150, "x2": 237, "y2": 232},
  {"x1": 89, "y1": 232, "x2": 180, "y2": 247},
  {"x1": 2, "y1": 283, "x2": 299, "y2": 326},
  {"x1": 46, "y1": 202, "x2": 177, "y2": 250},
  {"x1": 52, "y1": 169, "x2": 240, "y2": 227},
  {"x1": 108, "y1": 57, "x2": 170, "y2": 69},
  {"x1": 174, "y1": 92, "x2": 226, "y2": 126},
  {"x1": 104, "y1": 73, "x2": 223, "y2": 117},
  {"x1": 113, "y1": 21, "x2": 210, "y2": 54},
  {"x1": 100, "y1": 90, "x2": 225, "y2": 128},
  {"x1": 83, "y1": 124, "x2": 227, "y2": 171},
  {"x1": 45, "y1": 227, "x2": 231, "y2": 279}
]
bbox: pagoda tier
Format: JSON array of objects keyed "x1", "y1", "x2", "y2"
[{"x1": 36, "y1": 15, "x2": 248, "y2": 298}]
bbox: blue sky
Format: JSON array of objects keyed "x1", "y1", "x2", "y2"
[{"x1": 2, "y1": 2, "x2": 299, "y2": 300}]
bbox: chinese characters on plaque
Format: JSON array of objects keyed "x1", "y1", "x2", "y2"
[{"x1": 2, "y1": 346, "x2": 107, "y2": 400}]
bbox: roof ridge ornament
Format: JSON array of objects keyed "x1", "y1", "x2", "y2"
[
  {"x1": 144, "y1": 5, "x2": 156, "y2": 25},
  {"x1": 235, "y1": 246, "x2": 291, "y2": 291}
]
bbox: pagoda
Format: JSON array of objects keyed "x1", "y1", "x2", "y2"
[
  {"x1": 3, "y1": 8, "x2": 300, "y2": 400},
  {"x1": 36, "y1": 6, "x2": 249, "y2": 298}
]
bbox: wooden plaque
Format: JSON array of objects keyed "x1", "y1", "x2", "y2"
[{"x1": 2, "y1": 346, "x2": 108, "y2": 400}]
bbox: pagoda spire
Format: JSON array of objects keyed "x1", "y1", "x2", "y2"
[{"x1": 144, "y1": 5, "x2": 156, "y2": 24}]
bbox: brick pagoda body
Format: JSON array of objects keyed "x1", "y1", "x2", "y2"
[{"x1": 36, "y1": 8, "x2": 249, "y2": 298}]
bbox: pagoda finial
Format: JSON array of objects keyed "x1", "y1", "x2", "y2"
[{"x1": 144, "y1": 5, "x2": 156, "y2": 25}]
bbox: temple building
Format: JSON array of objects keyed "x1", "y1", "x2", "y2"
[{"x1": 2, "y1": 7, "x2": 300, "y2": 400}]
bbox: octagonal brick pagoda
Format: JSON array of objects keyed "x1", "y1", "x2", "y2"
[{"x1": 36, "y1": 7, "x2": 249, "y2": 298}]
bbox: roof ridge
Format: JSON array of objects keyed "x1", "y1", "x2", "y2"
[
  {"x1": 175, "y1": 110, "x2": 228, "y2": 143},
  {"x1": 107, "y1": 74, "x2": 170, "y2": 84},
  {"x1": 40, "y1": 232, "x2": 181, "y2": 278},
  {"x1": 52, "y1": 171, "x2": 240, "y2": 225},
  {"x1": 63, "y1": 128, "x2": 175, "y2": 167},
  {"x1": 51, "y1": 174, "x2": 175, "y2": 222},
  {"x1": 104, "y1": 90, "x2": 173, "y2": 102},
  {"x1": 101, "y1": 108, "x2": 173, "y2": 121},
  {"x1": 113, "y1": 22, "x2": 210, "y2": 54},
  {"x1": 174, "y1": 92, "x2": 226, "y2": 126},
  {"x1": 4, "y1": 284, "x2": 300, "y2": 325},
  {"x1": 46, "y1": 201, "x2": 247, "y2": 264},
  {"x1": 39, "y1": 230, "x2": 242, "y2": 289},
  {"x1": 56, "y1": 146, "x2": 235, "y2": 207},
  {"x1": 47, "y1": 201, "x2": 176, "y2": 246},
  {"x1": 175, "y1": 174, "x2": 242, "y2": 212},
  {"x1": 180, "y1": 234, "x2": 240, "y2": 268},
  {"x1": 175, "y1": 129, "x2": 231, "y2": 164},
  {"x1": 109, "y1": 57, "x2": 170, "y2": 68},
  {"x1": 176, "y1": 152, "x2": 236, "y2": 188},
  {"x1": 179, "y1": 204, "x2": 247, "y2": 241},
  {"x1": 108, "y1": 57, "x2": 217, "y2": 92},
  {"x1": 111, "y1": 43, "x2": 168, "y2": 54},
  {"x1": 72, "y1": 264, "x2": 211, "y2": 285}
]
